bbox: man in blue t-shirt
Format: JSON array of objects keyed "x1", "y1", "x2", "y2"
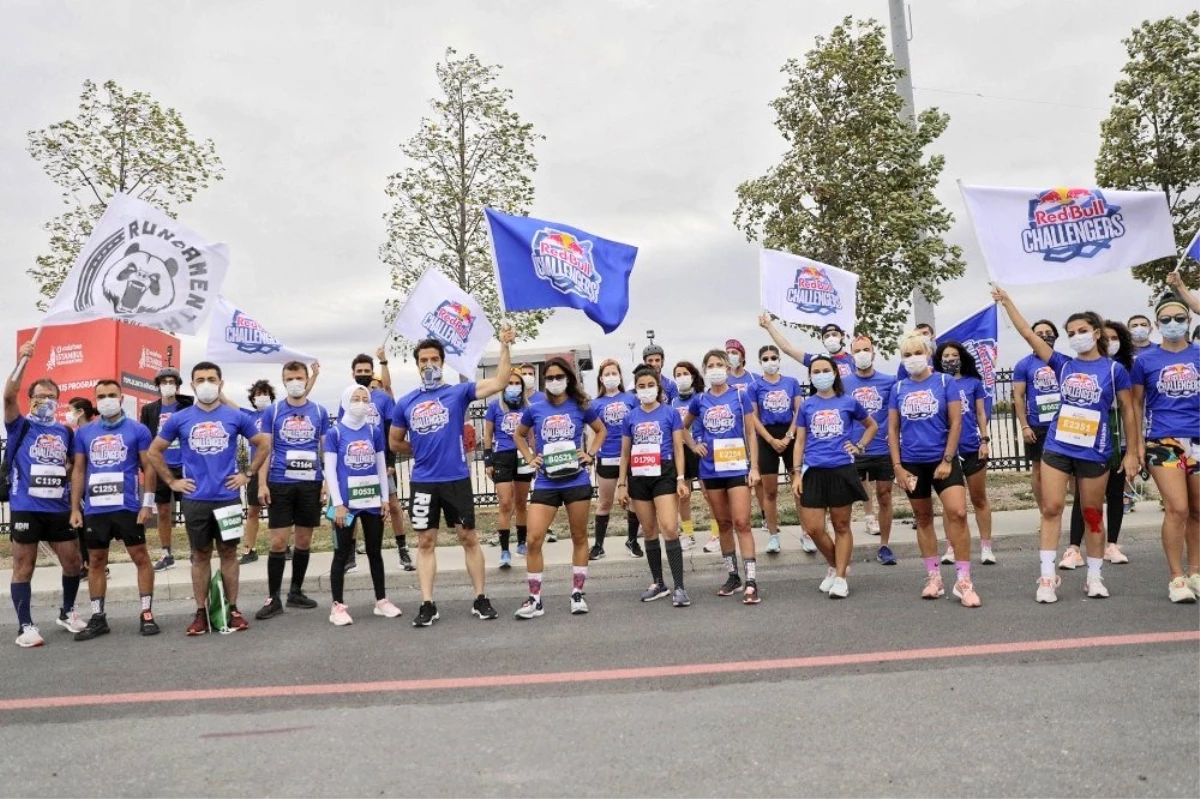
[
  {"x1": 642, "y1": 344, "x2": 679, "y2": 402},
  {"x1": 843, "y1": 334, "x2": 898, "y2": 565},
  {"x1": 4, "y1": 341, "x2": 87, "y2": 647},
  {"x1": 69, "y1": 379, "x2": 160, "y2": 640},
  {"x1": 140, "y1": 367, "x2": 194, "y2": 573},
  {"x1": 149, "y1": 361, "x2": 271, "y2": 637},
  {"x1": 390, "y1": 326, "x2": 515, "y2": 628}
]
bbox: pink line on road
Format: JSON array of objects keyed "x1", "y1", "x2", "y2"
[{"x1": 2, "y1": 630, "x2": 1195, "y2": 712}]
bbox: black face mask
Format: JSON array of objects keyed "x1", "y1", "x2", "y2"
[
  {"x1": 1038, "y1": 334, "x2": 1057, "y2": 348},
  {"x1": 354, "y1": 375, "x2": 373, "y2": 388}
]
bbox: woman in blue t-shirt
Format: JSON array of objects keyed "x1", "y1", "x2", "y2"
[
  {"x1": 682, "y1": 349, "x2": 762, "y2": 604},
  {"x1": 749, "y1": 344, "x2": 803, "y2": 557},
  {"x1": 590, "y1": 359, "x2": 638, "y2": 561},
  {"x1": 1011, "y1": 319, "x2": 1061, "y2": 526},
  {"x1": 933, "y1": 341, "x2": 995, "y2": 566},
  {"x1": 993, "y1": 286, "x2": 1139, "y2": 604},
  {"x1": 791, "y1": 356, "x2": 874, "y2": 599},
  {"x1": 671, "y1": 360, "x2": 706, "y2": 551},
  {"x1": 887, "y1": 330, "x2": 980, "y2": 608},
  {"x1": 513, "y1": 358, "x2": 606, "y2": 619},
  {"x1": 483, "y1": 369, "x2": 533, "y2": 570}
]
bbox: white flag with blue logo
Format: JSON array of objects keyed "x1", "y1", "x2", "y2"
[
  {"x1": 960, "y1": 183, "x2": 1176, "y2": 285},
  {"x1": 759, "y1": 249, "x2": 858, "y2": 333},
  {"x1": 389, "y1": 268, "x2": 495, "y2": 377},
  {"x1": 205, "y1": 296, "x2": 316, "y2": 364}
]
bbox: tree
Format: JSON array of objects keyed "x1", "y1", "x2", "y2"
[
  {"x1": 1095, "y1": 12, "x2": 1200, "y2": 291},
  {"x1": 26, "y1": 79, "x2": 224, "y2": 309},
  {"x1": 733, "y1": 17, "x2": 964, "y2": 353},
  {"x1": 381, "y1": 48, "x2": 547, "y2": 355}
]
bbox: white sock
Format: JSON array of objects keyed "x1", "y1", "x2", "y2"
[
  {"x1": 1039, "y1": 550, "x2": 1056, "y2": 578},
  {"x1": 1086, "y1": 557, "x2": 1103, "y2": 578}
]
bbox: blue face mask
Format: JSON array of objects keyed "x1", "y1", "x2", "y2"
[
  {"x1": 31, "y1": 398, "x2": 57, "y2": 423},
  {"x1": 1161, "y1": 320, "x2": 1190, "y2": 341},
  {"x1": 811, "y1": 372, "x2": 836, "y2": 391},
  {"x1": 503, "y1": 385, "x2": 523, "y2": 403},
  {"x1": 421, "y1": 366, "x2": 442, "y2": 390}
]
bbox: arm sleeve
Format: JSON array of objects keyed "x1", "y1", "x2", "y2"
[
  {"x1": 376, "y1": 452, "x2": 389, "y2": 503},
  {"x1": 157, "y1": 414, "x2": 179, "y2": 445},
  {"x1": 1129, "y1": 358, "x2": 1145, "y2": 386},
  {"x1": 583, "y1": 406, "x2": 600, "y2": 425},
  {"x1": 1114, "y1": 363, "x2": 1132, "y2": 392},
  {"x1": 795, "y1": 404, "x2": 809, "y2": 430},
  {"x1": 520, "y1": 408, "x2": 535, "y2": 428},
  {"x1": 851, "y1": 400, "x2": 869, "y2": 422},
  {"x1": 888, "y1": 384, "x2": 901, "y2": 411},
  {"x1": 323, "y1": 452, "x2": 343, "y2": 507}
]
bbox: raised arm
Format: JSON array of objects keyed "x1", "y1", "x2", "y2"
[
  {"x1": 991, "y1": 285, "x2": 1053, "y2": 362},
  {"x1": 473, "y1": 326, "x2": 515, "y2": 400},
  {"x1": 1165, "y1": 272, "x2": 1200, "y2": 314},
  {"x1": 758, "y1": 313, "x2": 807, "y2": 364},
  {"x1": 4, "y1": 341, "x2": 35, "y2": 425}
]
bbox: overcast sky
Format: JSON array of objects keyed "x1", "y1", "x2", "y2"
[{"x1": 1, "y1": 0, "x2": 1194, "y2": 407}]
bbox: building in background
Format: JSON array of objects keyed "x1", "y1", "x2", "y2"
[{"x1": 476, "y1": 343, "x2": 594, "y2": 388}]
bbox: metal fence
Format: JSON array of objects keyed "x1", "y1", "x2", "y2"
[{"x1": 0, "y1": 370, "x2": 1031, "y2": 533}]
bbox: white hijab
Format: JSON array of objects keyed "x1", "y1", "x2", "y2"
[{"x1": 339, "y1": 384, "x2": 372, "y2": 430}]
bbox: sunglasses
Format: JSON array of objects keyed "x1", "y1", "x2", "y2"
[
  {"x1": 760, "y1": 356, "x2": 779, "y2": 363},
  {"x1": 1159, "y1": 314, "x2": 1188, "y2": 325}
]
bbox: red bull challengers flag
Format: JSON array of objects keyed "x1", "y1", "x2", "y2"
[
  {"x1": 937, "y1": 303, "x2": 998, "y2": 412},
  {"x1": 759, "y1": 249, "x2": 858, "y2": 333},
  {"x1": 484, "y1": 208, "x2": 637, "y2": 334}
]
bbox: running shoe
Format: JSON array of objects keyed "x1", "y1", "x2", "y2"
[
  {"x1": 374, "y1": 598, "x2": 402, "y2": 618},
  {"x1": 285, "y1": 545, "x2": 293, "y2": 561},
  {"x1": 1085, "y1": 574, "x2": 1109, "y2": 598},
  {"x1": 228, "y1": 610, "x2": 249, "y2": 632},
  {"x1": 344, "y1": 555, "x2": 358, "y2": 574},
  {"x1": 516, "y1": 543, "x2": 528, "y2": 557},
  {"x1": 953, "y1": 579, "x2": 981, "y2": 608},
  {"x1": 153, "y1": 552, "x2": 175, "y2": 572},
  {"x1": 483, "y1": 534, "x2": 499, "y2": 547},
  {"x1": 877, "y1": 545, "x2": 897, "y2": 566},
  {"x1": 472, "y1": 596, "x2": 499, "y2": 620},
  {"x1": 74, "y1": 614, "x2": 110, "y2": 641},
  {"x1": 625, "y1": 539, "x2": 644, "y2": 558},
  {"x1": 239, "y1": 550, "x2": 259, "y2": 565},
  {"x1": 672, "y1": 588, "x2": 691, "y2": 607},
  {"x1": 742, "y1": 581, "x2": 761, "y2": 604},
  {"x1": 56, "y1": 609, "x2": 87, "y2": 634},
  {"x1": 921, "y1": 571, "x2": 945, "y2": 599},
  {"x1": 818, "y1": 567, "x2": 837, "y2": 593},
  {"x1": 680, "y1": 535, "x2": 696, "y2": 551},
  {"x1": 717, "y1": 575, "x2": 743, "y2": 596},
  {"x1": 765, "y1": 534, "x2": 781, "y2": 554},
  {"x1": 1058, "y1": 547, "x2": 1085, "y2": 570},
  {"x1": 570, "y1": 591, "x2": 589, "y2": 614},
  {"x1": 828, "y1": 577, "x2": 849, "y2": 599},
  {"x1": 1168, "y1": 577, "x2": 1197, "y2": 604},
  {"x1": 286, "y1": 591, "x2": 318, "y2": 609},
  {"x1": 940, "y1": 545, "x2": 955, "y2": 565},
  {"x1": 413, "y1": 601, "x2": 439, "y2": 627},
  {"x1": 500, "y1": 550, "x2": 513, "y2": 569},
  {"x1": 546, "y1": 529, "x2": 558, "y2": 543},
  {"x1": 702, "y1": 535, "x2": 722, "y2": 554},
  {"x1": 255, "y1": 596, "x2": 284, "y2": 620},
  {"x1": 865, "y1": 514, "x2": 880, "y2": 536},
  {"x1": 640, "y1": 582, "x2": 670, "y2": 602},
  {"x1": 1188, "y1": 573, "x2": 1200, "y2": 596},
  {"x1": 329, "y1": 602, "x2": 353, "y2": 626},
  {"x1": 800, "y1": 534, "x2": 817, "y2": 554},
  {"x1": 588, "y1": 545, "x2": 605, "y2": 561},
  {"x1": 1036, "y1": 575, "x2": 1061, "y2": 604},
  {"x1": 186, "y1": 609, "x2": 209, "y2": 636},
  {"x1": 514, "y1": 597, "x2": 543, "y2": 619},
  {"x1": 398, "y1": 546, "x2": 415, "y2": 571},
  {"x1": 980, "y1": 545, "x2": 997, "y2": 565},
  {"x1": 15, "y1": 624, "x2": 44, "y2": 648},
  {"x1": 139, "y1": 611, "x2": 160, "y2": 636},
  {"x1": 1104, "y1": 543, "x2": 1129, "y2": 564}
]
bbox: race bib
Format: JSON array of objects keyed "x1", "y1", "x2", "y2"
[
  {"x1": 1036, "y1": 392, "x2": 1062, "y2": 424},
  {"x1": 516, "y1": 451, "x2": 536, "y2": 475},
  {"x1": 87, "y1": 472, "x2": 124, "y2": 508},
  {"x1": 213, "y1": 504, "x2": 245, "y2": 541},
  {"x1": 631, "y1": 443, "x2": 662, "y2": 477},
  {"x1": 29, "y1": 464, "x2": 66, "y2": 500},
  {"x1": 284, "y1": 450, "x2": 318, "y2": 482},
  {"x1": 543, "y1": 440, "x2": 580, "y2": 478},
  {"x1": 1055, "y1": 405, "x2": 1101, "y2": 448},
  {"x1": 600, "y1": 457, "x2": 621, "y2": 467},
  {"x1": 347, "y1": 475, "x2": 381, "y2": 510},
  {"x1": 713, "y1": 438, "x2": 748, "y2": 473}
]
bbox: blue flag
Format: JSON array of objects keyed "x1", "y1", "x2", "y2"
[
  {"x1": 938, "y1": 304, "x2": 999, "y2": 410},
  {"x1": 1185, "y1": 229, "x2": 1200, "y2": 262},
  {"x1": 484, "y1": 208, "x2": 637, "y2": 333}
]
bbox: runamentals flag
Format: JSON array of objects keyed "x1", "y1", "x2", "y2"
[
  {"x1": 759, "y1": 249, "x2": 858, "y2": 334},
  {"x1": 938, "y1": 303, "x2": 998, "y2": 411},
  {"x1": 41, "y1": 193, "x2": 230, "y2": 335},
  {"x1": 484, "y1": 208, "x2": 636, "y2": 334},
  {"x1": 205, "y1": 296, "x2": 316, "y2": 364},
  {"x1": 960, "y1": 183, "x2": 1175, "y2": 285},
  {"x1": 389, "y1": 268, "x2": 495, "y2": 376}
]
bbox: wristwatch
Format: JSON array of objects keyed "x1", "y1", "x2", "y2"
[{"x1": 243, "y1": 469, "x2": 254, "y2": 479}]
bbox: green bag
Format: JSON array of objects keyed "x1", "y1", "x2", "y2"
[{"x1": 208, "y1": 570, "x2": 231, "y2": 634}]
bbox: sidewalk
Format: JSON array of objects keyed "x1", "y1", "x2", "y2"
[{"x1": 0, "y1": 507, "x2": 1168, "y2": 603}]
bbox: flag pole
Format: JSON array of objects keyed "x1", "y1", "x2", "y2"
[
  {"x1": 1172, "y1": 229, "x2": 1199, "y2": 274},
  {"x1": 8, "y1": 325, "x2": 45, "y2": 382},
  {"x1": 482, "y1": 208, "x2": 508, "y2": 320}
]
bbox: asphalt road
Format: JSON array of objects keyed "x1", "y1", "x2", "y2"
[{"x1": 1, "y1": 538, "x2": 1197, "y2": 798}]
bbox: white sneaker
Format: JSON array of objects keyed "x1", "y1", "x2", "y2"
[
  {"x1": 941, "y1": 545, "x2": 955, "y2": 565},
  {"x1": 329, "y1": 602, "x2": 353, "y2": 626},
  {"x1": 828, "y1": 577, "x2": 849, "y2": 598},
  {"x1": 800, "y1": 534, "x2": 818, "y2": 554},
  {"x1": 56, "y1": 609, "x2": 87, "y2": 634},
  {"x1": 980, "y1": 545, "x2": 996, "y2": 565},
  {"x1": 1188, "y1": 574, "x2": 1200, "y2": 596},
  {"x1": 15, "y1": 624, "x2": 44, "y2": 648},
  {"x1": 570, "y1": 591, "x2": 589, "y2": 615},
  {"x1": 680, "y1": 534, "x2": 696, "y2": 551},
  {"x1": 818, "y1": 567, "x2": 837, "y2": 593},
  {"x1": 1036, "y1": 575, "x2": 1060, "y2": 604},
  {"x1": 765, "y1": 534, "x2": 781, "y2": 554},
  {"x1": 702, "y1": 535, "x2": 722, "y2": 554},
  {"x1": 1168, "y1": 577, "x2": 1197, "y2": 604},
  {"x1": 373, "y1": 598, "x2": 402, "y2": 618},
  {"x1": 1085, "y1": 574, "x2": 1110, "y2": 598},
  {"x1": 514, "y1": 597, "x2": 544, "y2": 619},
  {"x1": 865, "y1": 514, "x2": 880, "y2": 536}
]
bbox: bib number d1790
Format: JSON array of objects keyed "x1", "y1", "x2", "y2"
[
  {"x1": 1055, "y1": 405, "x2": 1101, "y2": 448},
  {"x1": 631, "y1": 443, "x2": 662, "y2": 477},
  {"x1": 347, "y1": 475, "x2": 382, "y2": 510},
  {"x1": 213, "y1": 504, "x2": 245, "y2": 541},
  {"x1": 713, "y1": 438, "x2": 748, "y2": 473}
]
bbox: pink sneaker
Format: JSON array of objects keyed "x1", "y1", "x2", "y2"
[
  {"x1": 1104, "y1": 543, "x2": 1129, "y2": 564},
  {"x1": 1058, "y1": 547, "x2": 1085, "y2": 570},
  {"x1": 329, "y1": 602, "x2": 353, "y2": 626},
  {"x1": 921, "y1": 571, "x2": 945, "y2": 599},
  {"x1": 373, "y1": 598, "x2": 402, "y2": 618},
  {"x1": 953, "y1": 579, "x2": 981, "y2": 608}
]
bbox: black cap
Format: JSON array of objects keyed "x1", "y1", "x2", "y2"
[{"x1": 820, "y1": 323, "x2": 844, "y2": 336}]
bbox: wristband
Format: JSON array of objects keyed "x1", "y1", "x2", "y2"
[
  {"x1": 379, "y1": 360, "x2": 388, "y2": 365},
  {"x1": 676, "y1": 476, "x2": 685, "y2": 482},
  {"x1": 142, "y1": 492, "x2": 154, "y2": 508},
  {"x1": 981, "y1": 436, "x2": 991, "y2": 442},
  {"x1": 483, "y1": 448, "x2": 494, "y2": 467}
]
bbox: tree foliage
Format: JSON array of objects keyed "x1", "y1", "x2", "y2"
[
  {"x1": 381, "y1": 48, "x2": 547, "y2": 355},
  {"x1": 1095, "y1": 11, "x2": 1200, "y2": 290},
  {"x1": 734, "y1": 17, "x2": 964, "y2": 353},
  {"x1": 26, "y1": 79, "x2": 224, "y2": 308}
]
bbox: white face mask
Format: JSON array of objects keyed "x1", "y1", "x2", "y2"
[
  {"x1": 1068, "y1": 332, "x2": 1096, "y2": 355},
  {"x1": 159, "y1": 384, "x2": 177, "y2": 400},
  {"x1": 761, "y1": 361, "x2": 780, "y2": 376},
  {"x1": 706, "y1": 367, "x2": 728, "y2": 386},
  {"x1": 253, "y1": 395, "x2": 272, "y2": 410},
  {"x1": 727, "y1": 353, "x2": 742, "y2": 368},
  {"x1": 602, "y1": 375, "x2": 621, "y2": 391},
  {"x1": 545, "y1": 378, "x2": 567, "y2": 396},
  {"x1": 853, "y1": 351, "x2": 874, "y2": 370},
  {"x1": 66, "y1": 409, "x2": 82, "y2": 426},
  {"x1": 285, "y1": 379, "x2": 307, "y2": 399},
  {"x1": 675, "y1": 374, "x2": 693, "y2": 392},
  {"x1": 194, "y1": 382, "x2": 220, "y2": 404},
  {"x1": 636, "y1": 387, "x2": 658, "y2": 404},
  {"x1": 347, "y1": 401, "x2": 370, "y2": 422},
  {"x1": 522, "y1": 374, "x2": 536, "y2": 390},
  {"x1": 1129, "y1": 324, "x2": 1151, "y2": 342},
  {"x1": 97, "y1": 397, "x2": 122, "y2": 419},
  {"x1": 823, "y1": 336, "x2": 844, "y2": 354},
  {"x1": 902, "y1": 355, "x2": 929, "y2": 375},
  {"x1": 1106, "y1": 340, "x2": 1120, "y2": 357}
]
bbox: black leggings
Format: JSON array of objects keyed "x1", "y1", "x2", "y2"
[
  {"x1": 1069, "y1": 465, "x2": 1124, "y2": 546},
  {"x1": 330, "y1": 512, "x2": 385, "y2": 604}
]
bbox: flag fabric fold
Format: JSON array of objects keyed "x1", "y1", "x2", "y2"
[
  {"x1": 938, "y1": 303, "x2": 999, "y2": 408},
  {"x1": 205, "y1": 296, "x2": 316, "y2": 364},
  {"x1": 389, "y1": 268, "x2": 495, "y2": 376},
  {"x1": 759, "y1": 249, "x2": 858, "y2": 333}
]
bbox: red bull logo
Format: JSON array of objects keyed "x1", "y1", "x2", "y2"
[
  {"x1": 1156, "y1": 363, "x2": 1200, "y2": 399},
  {"x1": 1023, "y1": 187, "x2": 1125, "y2": 262},
  {"x1": 1060, "y1": 372, "x2": 1102, "y2": 406},
  {"x1": 809, "y1": 408, "x2": 844, "y2": 439},
  {"x1": 225, "y1": 310, "x2": 282, "y2": 355},
  {"x1": 410, "y1": 399, "x2": 450, "y2": 435},
  {"x1": 421, "y1": 300, "x2": 475, "y2": 356},
  {"x1": 279, "y1": 415, "x2": 317, "y2": 445},
  {"x1": 632, "y1": 421, "x2": 663, "y2": 446},
  {"x1": 761, "y1": 389, "x2": 791, "y2": 415},
  {"x1": 89, "y1": 434, "x2": 129, "y2": 468},
  {"x1": 189, "y1": 421, "x2": 230, "y2": 455},
  {"x1": 602, "y1": 401, "x2": 629, "y2": 427},
  {"x1": 901, "y1": 389, "x2": 938, "y2": 421},
  {"x1": 542, "y1": 414, "x2": 576, "y2": 442},
  {"x1": 531, "y1": 228, "x2": 602, "y2": 304},
  {"x1": 1033, "y1": 366, "x2": 1059, "y2": 393},
  {"x1": 29, "y1": 434, "x2": 68, "y2": 465},
  {"x1": 344, "y1": 438, "x2": 375, "y2": 470},
  {"x1": 786, "y1": 265, "x2": 842, "y2": 316},
  {"x1": 852, "y1": 386, "x2": 883, "y2": 415},
  {"x1": 963, "y1": 339, "x2": 998, "y2": 399},
  {"x1": 703, "y1": 404, "x2": 736, "y2": 435},
  {"x1": 501, "y1": 411, "x2": 522, "y2": 436}
]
